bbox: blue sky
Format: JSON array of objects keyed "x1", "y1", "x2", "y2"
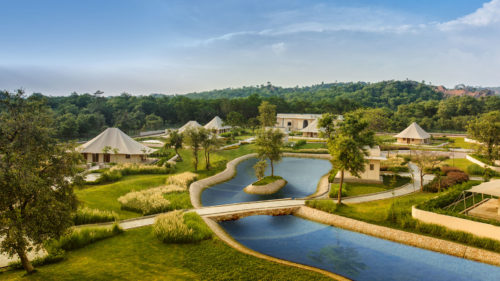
[{"x1": 1, "y1": 0, "x2": 499, "y2": 95}]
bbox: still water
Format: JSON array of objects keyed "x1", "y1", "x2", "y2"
[
  {"x1": 201, "y1": 157, "x2": 331, "y2": 206},
  {"x1": 220, "y1": 215, "x2": 500, "y2": 281}
]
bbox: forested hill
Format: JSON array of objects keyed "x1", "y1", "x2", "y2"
[
  {"x1": 5, "y1": 80, "x2": 499, "y2": 141},
  {"x1": 184, "y1": 80, "x2": 443, "y2": 109}
]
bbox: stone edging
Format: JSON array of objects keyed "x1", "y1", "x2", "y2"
[
  {"x1": 466, "y1": 154, "x2": 500, "y2": 172},
  {"x1": 189, "y1": 153, "x2": 332, "y2": 208},
  {"x1": 189, "y1": 153, "x2": 258, "y2": 208},
  {"x1": 295, "y1": 206, "x2": 500, "y2": 267},
  {"x1": 202, "y1": 216, "x2": 350, "y2": 281},
  {"x1": 244, "y1": 179, "x2": 287, "y2": 195}
]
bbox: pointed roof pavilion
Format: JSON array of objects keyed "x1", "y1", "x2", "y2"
[
  {"x1": 78, "y1": 128, "x2": 154, "y2": 154},
  {"x1": 395, "y1": 122, "x2": 431, "y2": 140},
  {"x1": 204, "y1": 116, "x2": 231, "y2": 131},
  {"x1": 178, "y1": 120, "x2": 202, "y2": 134}
]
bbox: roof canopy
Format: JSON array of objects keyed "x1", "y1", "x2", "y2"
[
  {"x1": 467, "y1": 180, "x2": 500, "y2": 197},
  {"x1": 204, "y1": 116, "x2": 231, "y2": 130},
  {"x1": 78, "y1": 128, "x2": 153, "y2": 155},
  {"x1": 394, "y1": 122, "x2": 431, "y2": 139},
  {"x1": 178, "y1": 121, "x2": 202, "y2": 134}
]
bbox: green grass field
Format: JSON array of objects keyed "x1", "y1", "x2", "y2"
[
  {"x1": 0, "y1": 227, "x2": 330, "y2": 281},
  {"x1": 447, "y1": 137, "x2": 477, "y2": 150},
  {"x1": 441, "y1": 158, "x2": 475, "y2": 172},
  {"x1": 330, "y1": 175, "x2": 411, "y2": 197}
]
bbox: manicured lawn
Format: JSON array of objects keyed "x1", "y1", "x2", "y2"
[
  {"x1": 441, "y1": 158, "x2": 475, "y2": 172},
  {"x1": 330, "y1": 175, "x2": 411, "y2": 198},
  {"x1": 447, "y1": 137, "x2": 477, "y2": 150},
  {"x1": 300, "y1": 143, "x2": 327, "y2": 149},
  {"x1": 76, "y1": 175, "x2": 169, "y2": 219},
  {"x1": 0, "y1": 227, "x2": 330, "y2": 281},
  {"x1": 253, "y1": 176, "x2": 283, "y2": 186}
]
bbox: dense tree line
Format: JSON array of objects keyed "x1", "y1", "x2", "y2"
[{"x1": 11, "y1": 80, "x2": 500, "y2": 140}]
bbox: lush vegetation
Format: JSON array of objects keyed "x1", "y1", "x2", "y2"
[
  {"x1": 153, "y1": 211, "x2": 212, "y2": 244},
  {"x1": 118, "y1": 186, "x2": 186, "y2": 215},
  {"x1": 252, "y1": 176, "x2": 284, "y2": 186},
  {"x1": 49, "y1": 224, "x2": 124, "y2": 252},
  {"x1": 23, "y1": 81, "x2": 500, "y2": 141},
  {"x1": 72, "y1": 208, "x2": 118, "y2": 225},
  {"x1": 87, "y1": 163, "x2": 173, "y2": 185},
  {"x1": 1, "y1": 226, "x2": 331, "y2": 281}
]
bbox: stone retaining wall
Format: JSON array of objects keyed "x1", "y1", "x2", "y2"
[
  {"x1": 206, "y1": 207, "x2": 299, "y2": 221},
  {"x1": 412, "y1": 206, "x2": 500, "y2": 242},
  {"x1": 189, "y1": 153, "x2": 257, "y2": 208},
  {"x1": 466, "y1": 154, "x2": 500, "y2": 173},
  {"x1": 295, "y1": 206, "x2": 500, "y2": 267}
]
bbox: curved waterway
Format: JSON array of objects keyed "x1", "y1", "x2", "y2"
[
  {"x1": 201, "y1": 157, "x2": 331, "y2": 206},
  {"x1": 219, "y1": 215, "x2": 500, "y2": 281}
]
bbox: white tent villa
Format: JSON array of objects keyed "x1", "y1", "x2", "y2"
[
  {"x1": 177, "y1": 121, "x2": 202, "y2": 134},
  {"x1": 395, "y1": 122, "x2": 431, "y2": 145},
  {"x1": 204, "y1": 116, "x2": 231, "y2": 134},
  {"x1": 335, "y1": 146, "x2": 387, "y2": 183},
  {"x1": 78, "y1": 128, "x2": 154, "y2": 164}
]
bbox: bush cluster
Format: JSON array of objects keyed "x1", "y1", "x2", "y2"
[
  {"x1": 424, "y1": 167, "x2": 469, "y2": 192},
  {"x1": 118, "y1": 185, "x2": 185, "y2": 215},
  {"x1": 166, "y1": 172, "x2": 198, "y2": 188},
  {"x1": 49, "y1": 224, "x2": 123, "y2": 251},
  {"x1": 153, "y1": 210, "x2": 212, "y2": 243},
  {"x1": 88, "y1": 163, "x2": 173, "y2": 185},
  {"x1": 72, "y1": 207, "x2": 118, "y2": 225}
]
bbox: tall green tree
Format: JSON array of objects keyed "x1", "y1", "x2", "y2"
[
  {"x1": 258, "y1": 101, "x2": 277, "y2": 127},
  {"x1": 225, "y1": 111, "x2": 245, "y2": 128},
  {"x1": 325, "y1": 114, "x2": 375, "y2": 204},
  {"x1": 142, "y1": 114, "x2": 164, "y2": 131},
  {"x1": 201, "y1": 129, "x2": 223, "y2": 170},
  {"x1": 467, "y1": 111, "x2": 500, "y2": 161},
  {"x1": 165, "y1": 129, "x2": 183, "y2": 161},
  {"x1": 0, "y1": 90, "x2": 81, "y2": 273},
  {"x1": 255, "y1": 129, "x2": 284, "y2": 176},
  {"x1": 183, "y1": 127, "x2": 205, "y2": 171}
]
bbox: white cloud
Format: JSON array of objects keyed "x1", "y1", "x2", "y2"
[
  {"x1": 439, "y1": 0, "x2": 500, "y2": 30},
  {"x1": 271, "y1": 42, "x2": 286, "y2": 55}
]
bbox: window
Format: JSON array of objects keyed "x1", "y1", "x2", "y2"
[
  {"x1": 287, "y1": 121, "x2": 292, "y2": 126},
  {"x1": 104, "y1": 154, "x2": 110, "y2": 163},
  {"x1": 82, "y1": 153, "x2": 87, "y2": 161},
  {"x1": 303, "y1": 120, "x2": 308, "y2": 128},
  {"x1": 92, "y1": 154, "x2": 99, "y2": 162},
  {"x1": 370, "y1": 164, "x2": 374, "y2": 171},
  {"x1": 126, "y1": 154, "x2": 131, "y2": 159}
]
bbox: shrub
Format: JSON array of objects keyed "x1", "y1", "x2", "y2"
[
  {"x1": 295, "y1": 139, "x2": 307, "y2": 148},
  {"x1": 329, "y1": 183, "x2": 349, "y2": 198},
  {"x1": 424, "y1": 169, "x2": 469, "y2": 192},
  {"x1": 72, "y1": 208, "x2": 118, "y2": 225},
  {"x1": 49, "y1": 223, "x2": 123, "y2": 251},
  {"x1": 467, "y1": 164, "x2": 484, "y2": 175},
  {"x1": 166, "y1": 172, "x2": 198, "y2": 188},
  {"x1": 110, "y1": 163, "x2": 172, "y2": 175},
  {"x1": 305, "y1": 200, "x2": 339, "y2": 213},
  {"x1": 153, "y1": 210, "x2": 212, "y2": 243},
  {"x1": 118, "y1": 185, "x2": 185, "y2": 215}
]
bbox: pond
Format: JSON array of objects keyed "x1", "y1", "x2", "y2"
[
  {"x1": 201, "y1": 157, "x2": 331, "y2": 206},
  {"x1": 219, "y1": 215, "x2": 500, "y2": 281}
]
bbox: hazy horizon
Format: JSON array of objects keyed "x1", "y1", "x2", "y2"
[{"x1": 1, "y1": 0, "x2": 500, "y2": 96}]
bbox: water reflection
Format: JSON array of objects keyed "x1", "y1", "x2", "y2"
[{"x1": 308, "y1": 245, "x2": 366, "y2": 277}]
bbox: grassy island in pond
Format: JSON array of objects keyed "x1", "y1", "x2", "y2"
[{"x1": 244, "y1": 176, "x2": 287, "y2": 195}]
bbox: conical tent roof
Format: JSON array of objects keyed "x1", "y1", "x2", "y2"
[
  {"x1": 78, "y1": 128, "x2": 154, "y2": 154},
  {"x1": 395, "y1": 122, "x2": 431, "y2": 139},
  {"x1": 178, "y1": 120, "x2": 202, "y2": 134},
  {"x1": 204, "y1": 116, "x2": 231, "y2": 130}
]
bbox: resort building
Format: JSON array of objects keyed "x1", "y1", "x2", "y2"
[
  {"x1": 204, "y1": 116, "x2": 231, "y2": 134},
  {"x1": 176, "y1": 120, "x2": 202, "y2": 134},
  {"x1": 78, "y1": 127, "x2": 154, "y2": 164},
  {"x1": 276, "y1": 113, "x2": 322, "y2": 132},
  {"x1": 395, "y1": 122, "x2": 431, "y2": 145},
  {"x1": 335, "y1": 146, "x2": 387, "y2": 184},
  {"x1": 300, "y1": 115, "x2": 344, "y2": 138}
]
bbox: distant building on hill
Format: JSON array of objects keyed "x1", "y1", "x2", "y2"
[
  {"x1": 395, "y1": 122, "x2": 431, "y2": 145},
  {"x1": 78, "y1": 128, "x2": 153, "y2": 164},
  {"x1": 276, "y1": 113, "x2": 322, "y2": 132}
]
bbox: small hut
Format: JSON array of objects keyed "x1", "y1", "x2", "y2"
[
  {"x1": 177, "y1": 121, "x2": 202, "y2": 134},
  {"x1": 335, "y1": 146, "x2": 387, "y2": 184},
  {"x1": 78, "y1": 128, "x2": 154, "y2": 164},
  {"x1": 204, "y1": 116, "x2": 231, "y2": 134},
  {"x1": 395, "y1": 122, "x2": 431, "y2": 145}
]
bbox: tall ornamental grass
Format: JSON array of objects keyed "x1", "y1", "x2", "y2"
[
  {"x1": 110, "y1": 163, "x2": 172, "y2": 175},
  {"x1": 118, "y1": 185, "x2": 185, "y2": 215},
  {"x1": 153, "y1": 211, "x2": 212, "y2": 243},
  {"x1": 72, "y1": 207, "x2": 118, "y2": 225},
  {"x1": 166, "y1": 172, "x2": 198, "y2": 189},
  {"x1": 49, "y1": 223, "x2": 124, "y2": 251}
]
